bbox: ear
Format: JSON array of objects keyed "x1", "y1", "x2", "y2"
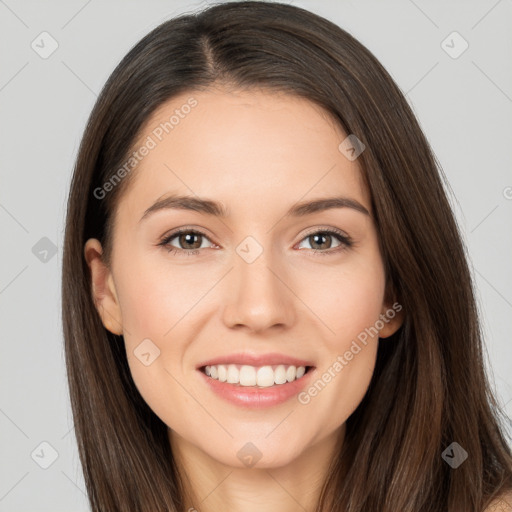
[
  {"x1": 378, "y1": 299, "x2": 405, "y2": 339},
  {"x1": 84, "y1": 238, "x2": 124, "y2": 335}
]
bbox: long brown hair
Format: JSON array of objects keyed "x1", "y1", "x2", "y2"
[{"x1": 61, "y1": 1, "x2": 512, "y2": 510}]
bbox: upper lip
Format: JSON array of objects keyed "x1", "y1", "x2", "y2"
[{"x1": 196, "y1": 352, "x2": 315, "y2": 369}]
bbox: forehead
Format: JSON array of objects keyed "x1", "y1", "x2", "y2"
[{"x1": 118, "y1": 87, "x2": 369, "y2": 222}]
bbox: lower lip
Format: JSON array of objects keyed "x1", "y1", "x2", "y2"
[{"x1": 198, "y1": 368, "x2": 315, "y2": 409}]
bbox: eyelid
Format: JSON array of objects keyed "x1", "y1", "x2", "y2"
[
  {"x1": 299, "y1": 225, "x2": 350, "y2": 240},
  {"x1": 157, "y1": 225, "x2": 353, "y2": 256},
  {"x1": 158, "y1": 226, "x2": 216, "y2": 250},
  {"x1": 158, "y1": 225, "x2": 216, "y2": 243},
  {"x1": 295, "y1": 226, "x2": 353, "y2": 255}
]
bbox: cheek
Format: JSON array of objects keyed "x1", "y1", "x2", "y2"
[
  {"x1": 114, "y1": 249, "x2": 210, "y2": 343},
  {"x1": 294, "y1": 255, "x2": 385, "y2": 430},
  {"x1": 305, "y1": 255, "x2": 386, "y2": 343},
  {"x1": 112, "y1": 252, "x2": 212, "y2": 418}
]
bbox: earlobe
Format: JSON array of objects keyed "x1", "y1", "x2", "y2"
[
  {"x1": 378, "y1": 301, "x2": 405, "y2": 339},
  {"x1": 84, "y1": 238, "x2": 124, "y2": 335}
]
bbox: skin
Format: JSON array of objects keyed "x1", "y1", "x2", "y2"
[{"x1": 85, "y1": 87, "x2": 404, "y2": 512}]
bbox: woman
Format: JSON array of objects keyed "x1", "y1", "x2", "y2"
[{"x1": 62, "y1": 1, "x2": 512, "y2": 510}]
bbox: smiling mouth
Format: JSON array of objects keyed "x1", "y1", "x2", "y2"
[{"x1": 200, "y1": 364, "x2": 314, "y2": 388}]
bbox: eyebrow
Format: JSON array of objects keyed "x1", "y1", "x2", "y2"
[{"x1": 139, "y1": 194, "x2": 370, "y2": 223}]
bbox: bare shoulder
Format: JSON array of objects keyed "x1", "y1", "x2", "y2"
[{"x1": 484, "y1": 490, "x2": 512, "y2": 512}]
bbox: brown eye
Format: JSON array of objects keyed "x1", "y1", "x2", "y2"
[
  {"x1": 308, "y1": 233, "x2": 335, "y2": 250},
  {"x1": 296, "y1": 229, "x2": 353, "y2": 255},
  {"x1": 159, "y1": 229, "x2": 212, "y2": 255},
  {"x1": 176, "y1": 232, "x2": 203, "y2": 250}
]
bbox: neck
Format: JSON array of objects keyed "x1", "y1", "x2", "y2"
[{"x1": 169, "y1": 425, "x2": 345, "y2": 512}]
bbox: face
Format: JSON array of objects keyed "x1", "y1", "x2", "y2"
[{"x1": 85, "y1": 87, "x2": 402, "y2": 469}]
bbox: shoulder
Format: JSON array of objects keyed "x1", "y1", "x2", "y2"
[{"x1": 484, "y1": 490, "x2": 512, "y2": 512}]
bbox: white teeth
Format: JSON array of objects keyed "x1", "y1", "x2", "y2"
[
  {"x1": 202, "y1": 364, "x2": 308, "y2": 387},
  {"x1": 274, "y1": 365, "x2": 287, "y2": 384},
  {"x1": 227, "y1": 364, "x2": 239, "y2": 384},
  {"x1": 218, "y1": 364, "x2": 227, "y2": 382},
  {"x1": 256, "y1": 366, "x2": 275, "y2": 387},
  {"x1": 286, "y1": 365, "x2": 296, "y2": 382},
  {"x1": 239, "y1": 365, "x2": 257, "y2": 386}
]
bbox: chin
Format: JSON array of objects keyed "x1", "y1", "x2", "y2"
[{"x1": 202, "y1": 436, "x2": 306, "y2": 470}]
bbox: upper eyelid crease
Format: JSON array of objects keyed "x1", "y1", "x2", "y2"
[
  {"x1": 159, "y1": 227, "x2": 353, "y2": 254},
  {"x1": 140, "y1": 194, "x2": 370, "y2": 223}
]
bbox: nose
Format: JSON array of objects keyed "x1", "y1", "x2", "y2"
[{"x1": 221, "y1": 247, "x2": 296, "y2": 333}]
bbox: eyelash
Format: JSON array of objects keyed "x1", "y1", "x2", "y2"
[{"x1": 157, "y1": 226, "x2": 353, "y2": 257}]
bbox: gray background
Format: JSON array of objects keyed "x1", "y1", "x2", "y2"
[{"x1": 1, "y1": 0, "x2": 511, "y2": 510}]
